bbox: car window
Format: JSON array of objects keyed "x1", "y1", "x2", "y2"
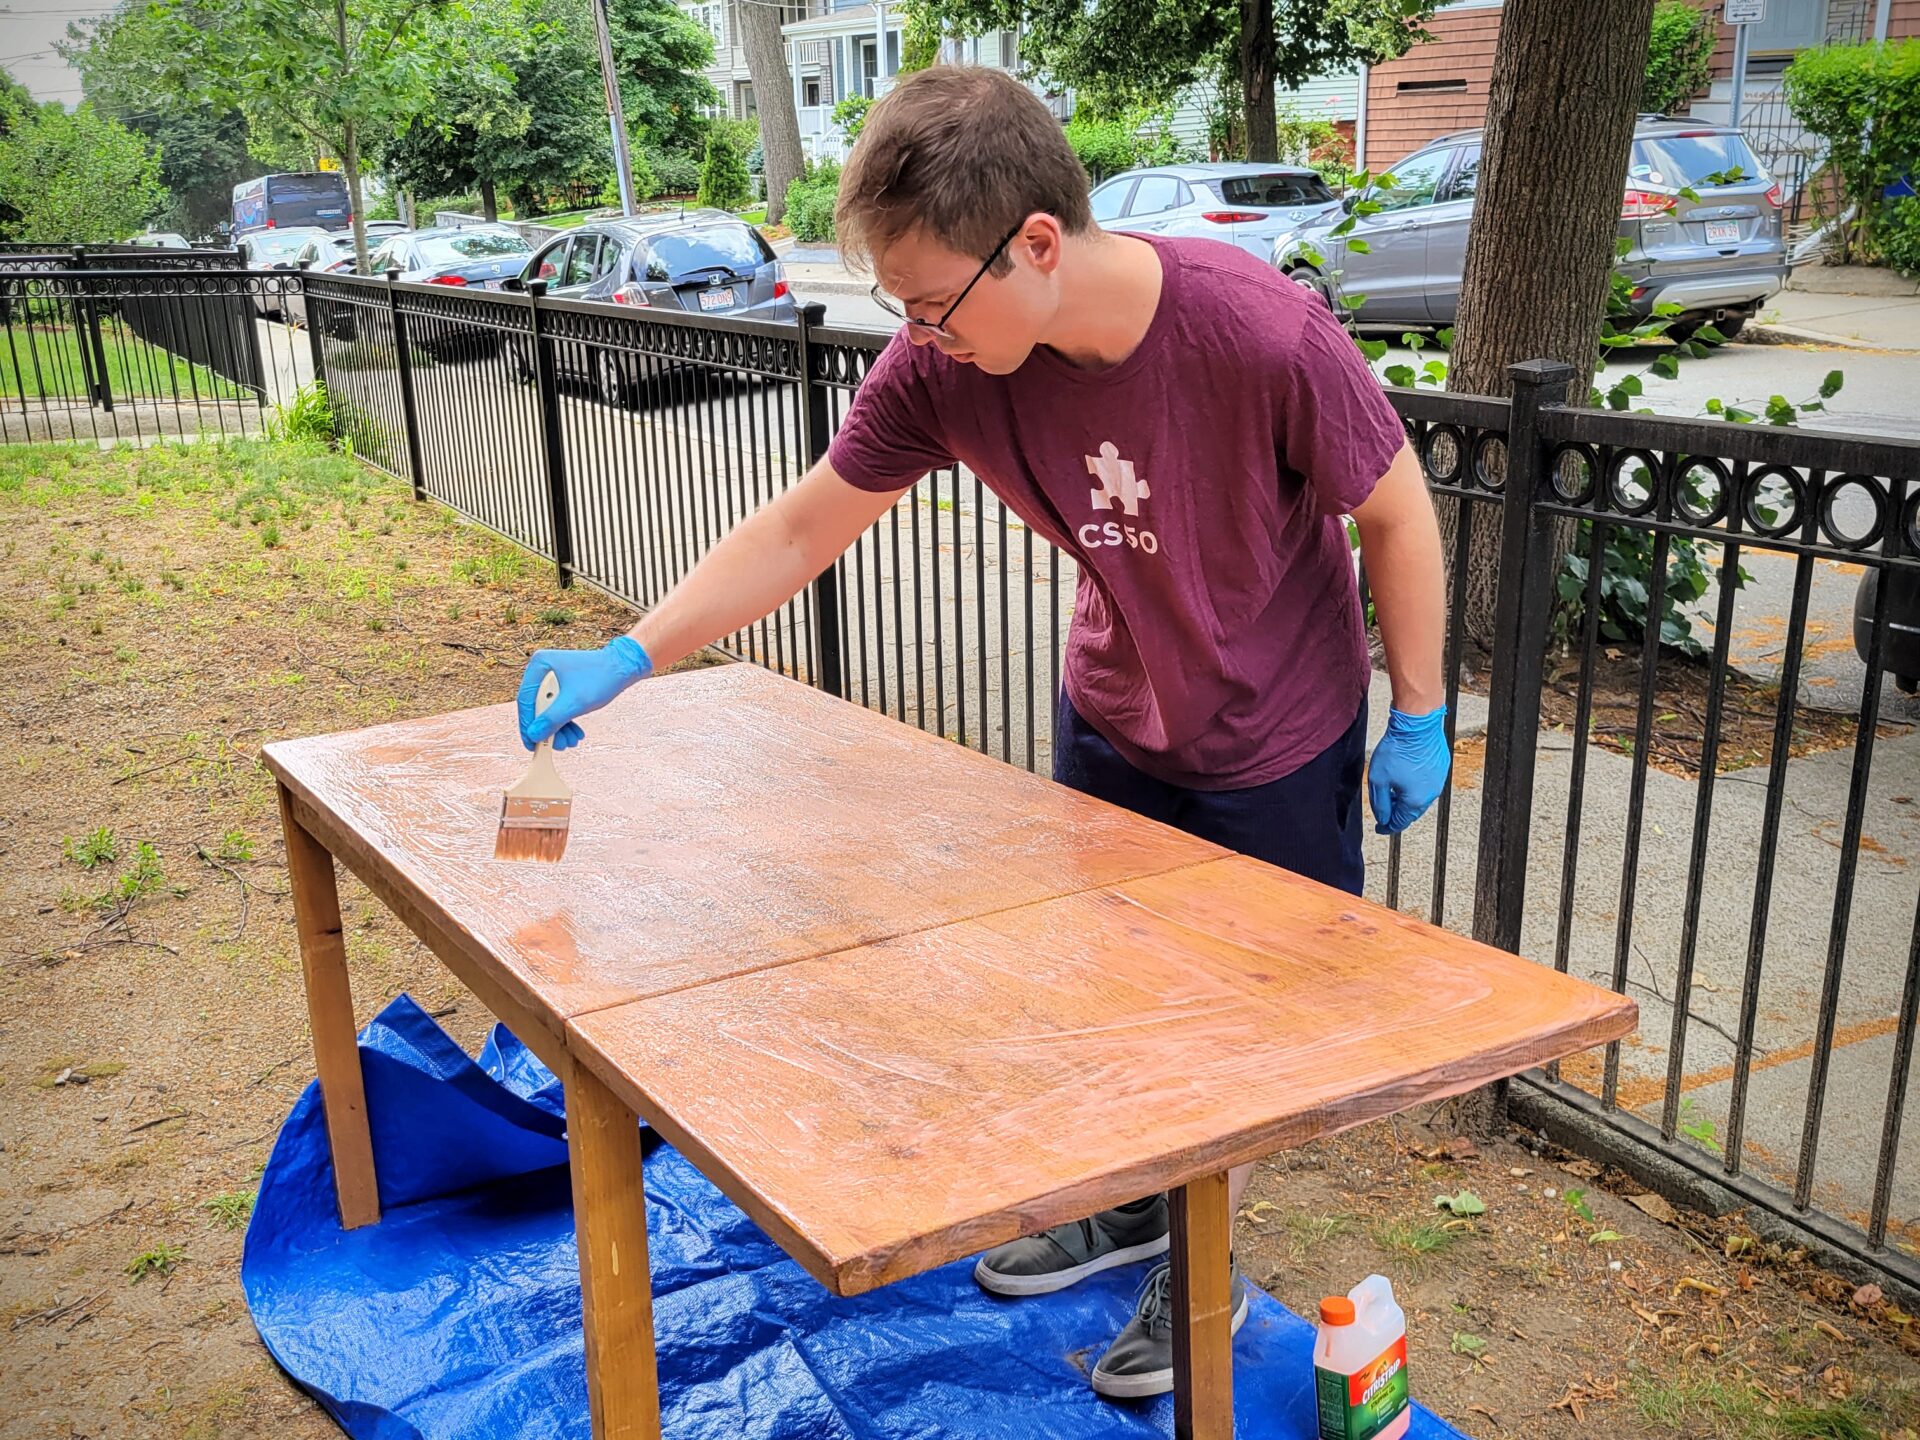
[
  {"x1": 1630, "y1": 131, "x2": 1766, "y2": 189},
  {"x1": 643, "y1": 223, "x2": 771, "y2": 279},
  {"x1": 1090, "y1": 179, "x2": 1135, "y2": 223},
  {"x1": 1218, "y1": 172, "x2": 1336, "y2": 208},
  {"x1": 1127, "y1": 175, "x2": 1183, "y2": 217},
  {"x1": 1443, "y1": 146, "x2": 1481, "y2": 203},
  {"x1": 415, "y1": 231, "x2": 532, "y2": 264},
  {"x1": 1369, "y1": 149, "x2": 1452, "y2": 212},
  {"x1": 564, "y1": 234, "x2": 601, "y2": 287},
  {"x1": 534, "y1": 238, "x2": 570, "y2": 283},
  {"x1": 593, "y1": 235, "x2": 623, "y2": 280}
]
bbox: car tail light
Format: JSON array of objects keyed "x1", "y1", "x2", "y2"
[
  {"x1": 613, "y1": 282, "x2": 650, "y2": 306},
  {"x1": 1622, "y1": 188, "x2": 1672, "y2": 218},
  {"x1": 773, "y1": 280, "x2": 789, "y2": 298},
  {"x1": 1201, "y1": 211, "x2": 1266, "y2": 224},
  {"x1": 1765, "y1": 182, "x2": 1783, "y2": 208},
  {"x1": 426, "y1": 275, "x2": 467, "y2": 285}
]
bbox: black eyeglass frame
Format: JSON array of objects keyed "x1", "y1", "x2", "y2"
[{"x1": 869, "y1": 220, "x2": 1026, "y2": 337}]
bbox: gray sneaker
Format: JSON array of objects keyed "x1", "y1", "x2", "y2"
[
  {"x1": 973, "y1": 1196, "x2": 1170, "y2": 1296},
  {"x1": 1089, "y1": 1259, "x2": 1251, "y2": 1399}
]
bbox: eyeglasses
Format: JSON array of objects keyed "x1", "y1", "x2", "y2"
[{"x1": 870, "y1": 221, "x2": 1024, "y2": 338}]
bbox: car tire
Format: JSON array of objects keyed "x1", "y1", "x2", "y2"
[
  {"x1": 595, "y1": 349, "x2": 638, "y2": 410},
  {"x1": 1285, "y1": 265, "x2": 1335, "y2": 312}
]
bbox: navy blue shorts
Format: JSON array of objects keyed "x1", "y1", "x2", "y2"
[{"x1": 1052, "y1": 690, "x2": 1367, "y2": 896}]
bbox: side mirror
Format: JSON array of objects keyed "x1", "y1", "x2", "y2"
[
  {"x1": 1342, "y1": 193, "x2": 1358, "y2": 214},
  {"x1": 502, "y1": 275, "x2": 525, "y2": 292}
]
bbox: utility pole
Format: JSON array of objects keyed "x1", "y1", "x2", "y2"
[{"x1": 592, "y1": 0, "x2": 639, "y2": 215}]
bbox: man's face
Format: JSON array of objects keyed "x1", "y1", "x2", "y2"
[{"x1": 872, "y1": 220, "x2": 1056, "y2": 375}]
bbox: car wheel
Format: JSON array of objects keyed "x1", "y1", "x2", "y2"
[
  {"x1": 1285, "y1": 265, "x2": 1335, "y2": 312},
  {"x1": 595, "y1": 349, "x2": 638, "y2": 410}
]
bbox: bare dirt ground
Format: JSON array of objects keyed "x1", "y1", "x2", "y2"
[{"x1": 1, "y1": 439, "x2": 1916, "y2": 1440}]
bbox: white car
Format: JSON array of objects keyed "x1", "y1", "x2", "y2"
[{"x1": 1089, "y1": 163, "x2": 1345, "y2": 262}]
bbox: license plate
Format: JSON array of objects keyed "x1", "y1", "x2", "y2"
[
  {"x1": 483, "y1": 279, "x2": 505, "y2": 291},
  {"x1": 697, "y1": 286, "x2": 736, "y2": 312},
  {"x1": 1704, "y1": 220, "x2": 1740, "y2": 245}
]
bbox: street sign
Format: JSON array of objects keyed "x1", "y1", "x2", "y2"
[{"x1": 1726, "y1": 0, "x2": 1765, "y2": 24}]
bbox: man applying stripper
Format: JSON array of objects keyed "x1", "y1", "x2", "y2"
[{"x1": 514, "y1": 65, "x2": 1452, "y2": 1401}]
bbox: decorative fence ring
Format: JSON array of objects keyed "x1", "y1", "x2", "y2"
[
  {"x1": 1672, "y1": 455, "x2": 1731, "y2": 527},
  {"x1": 1546, "y1": 442, "x2": 1598, "y2": 505},
  {"x1": 1604, "y1": 447, "x2": 1662, "y2": 517},
  {"x1": 1420, "y1": 423, "x2": 1467, "y2": 485},
  {"x1": 1742, "y1": 464, "x2": 1807, "y2": 539},
  {"x1": 1817, "y1": 472, "x2": 1888, "y2": 552},
  {"x1": 1470, "y1": 431, "x2": 1509, "y2": 494}
]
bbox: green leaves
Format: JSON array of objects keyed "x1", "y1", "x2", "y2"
[
  {"x1": 1650, "y1": 353, "x2": 1680, "y2": 380},
  {"x1": 1433, "y1": 1190, "x2": 1486, "y2": 1216},
  {"x1": 1820, "y1": 368, "x2": 1845, "y2": 399},
  {"x1": 1355, "y1": 337, "x2": 1388, "y2": 362},
  {"x1": 1346, "y1": 237, "x2": 1371, "y2": 255},
  {"x1": 1383, "y1": 363, "x2": 1416, "y2": 387}
]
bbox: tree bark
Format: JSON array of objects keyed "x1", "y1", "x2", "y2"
[
  {"x1": 1239, "y1": 0, "x2": 1276, "y2": 163},
  {"x1": 342, "y1": 120, "x2": 369, "y2": 277},
  {"x1": 1445, "y1": 0, "x2": 1656, "y2": 644},
  {"x1": 480, "y1": 178, "x2": 498, "y2": 222},
  {"x1": 736, "y1": 0, "x2": 804, "y2": 225}
]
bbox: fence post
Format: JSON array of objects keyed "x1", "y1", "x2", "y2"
[
  {"x1": 795, "y1": 299, "x2": 844, "y2": 698},
  {"x1": 385, "y1": 268, "x2": 428, "y2": 502},
  {"x1": 526, "y1": 279, "x2": 576, "y2": 588},
  {"x1": 73, "y1": 246, "x2": 112, "y2": 413},
  {"x1": 301, "y1": 269, "x2": 327, "y2": 398},
  {"x1": 1472, "y1": 358, "x2": 1576, "y2": 955}
]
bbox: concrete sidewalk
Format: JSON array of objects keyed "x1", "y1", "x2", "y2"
[
  {"x1": 777, "y1": 242, "x2": 873, "y2": 298},
  {"x1": 1749, "y1": 286, "x2": 1920, "y2": 351}
]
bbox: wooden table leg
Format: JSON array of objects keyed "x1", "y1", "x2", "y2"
[
  {"x1": 1169, "y1": 1169, "x2": 1235, "y2": 1440},
  {"x1": 278, "y1": 784, "x2": 380, "y2": 1230},
  {"x1": 564, "y1": 1054, "x2": 662, "y2": 1440}
]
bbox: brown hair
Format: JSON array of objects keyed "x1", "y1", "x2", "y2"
[{"x1": 835, "y1": 65, "x2": 1094, "y2": 276}]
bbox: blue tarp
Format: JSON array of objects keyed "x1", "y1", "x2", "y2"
[{"x1": 243, "y1": 995, "x2": 1470, "y2": 1440}]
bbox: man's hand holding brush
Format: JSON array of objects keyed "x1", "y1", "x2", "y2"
[{"x1": 515, "y1": 636, "x2": 654, "y2": 752}]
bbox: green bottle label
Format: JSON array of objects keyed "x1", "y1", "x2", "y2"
[{"x1": 1315, "y1": 1336, "x2": 1409, "y2": 1440}]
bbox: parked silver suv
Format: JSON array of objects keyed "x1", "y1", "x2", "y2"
[{"x1": 1272, "y1": 117, "x2": 1787, "y2": 339}]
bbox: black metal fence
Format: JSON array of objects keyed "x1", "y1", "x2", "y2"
[{"x1": 5, "y1": 264, "x2": 1916, "y2": 1297}]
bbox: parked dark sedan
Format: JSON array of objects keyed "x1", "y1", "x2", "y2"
[
  {"x1": 502, "y1": 211, "x2": 794, "y2": 406},
  {"x1": 368, "y1": 227, "x2": 534, "y2": 289}
]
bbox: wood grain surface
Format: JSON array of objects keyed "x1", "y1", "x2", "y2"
[
  {"x1": 567, "y1": 856, "x2": 1637, "y2": 1295},
  {"x1": 261, "y1": 664, "x2": 1225, "y2": 1029}
]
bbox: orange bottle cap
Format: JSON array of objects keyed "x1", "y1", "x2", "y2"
[{"x1": 1320, "y1": 1296, "x2": 1356, "y2": 1325}]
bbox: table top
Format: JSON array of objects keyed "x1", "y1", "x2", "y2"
[
  {"x1": 262, "y1": 663, "x2": 1225, "y2": 1029},
  {"x1": 570, "y1": 854, "x2": 1636, "y2": 1294},
  {"x1": 268, "y1": 663, "x2": 1635, "y2": 1298}
]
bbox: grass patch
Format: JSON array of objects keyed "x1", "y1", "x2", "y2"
[
  {"x1": 1371, "y1": 1214, "x2": 1471, "y2": 1266},
  {"x1": 200, "y1": 1189, "x2": 255, "y2": 1231},
  {"x1": 125, "y1": 1241, "x2": 187, "y2": 1281},
  {"x1": 0, "y1": 318, "x2": 252, "y2": 402},
  {"x1": 1629, "y1": 1361, "x2": 1913, "y2": 1439}
]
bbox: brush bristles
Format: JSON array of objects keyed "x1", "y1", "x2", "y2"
[{"x1": 495, "y1": 796, "x2": 572, "y2": 863}]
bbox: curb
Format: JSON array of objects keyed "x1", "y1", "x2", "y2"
[
  {"x1": 1743, "y1": 321, "x2": 1915, "y2": 352},
  {"x1": 789, "y1": 279, "x2": 875, "y2": 298}
]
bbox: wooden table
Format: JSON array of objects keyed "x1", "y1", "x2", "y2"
[{"x1": 264, "y1": 663, "x2": 1636, "y2": 1440}]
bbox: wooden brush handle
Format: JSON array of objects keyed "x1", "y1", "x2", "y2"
[{"x1": 515, "y1": 669, "x2": 568, "y2": 795}]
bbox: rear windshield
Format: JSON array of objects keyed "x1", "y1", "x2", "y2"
[
  {"x1": 271, "y1": 174, "x2": 348, "y2": 203},
  {"x1": 642, "y1": 224, "x2": 771, "y2": 279},
  {"x1": 415, "y1": 232, "x2": 532, "y2": 263},
  {"x1": 1630, "y1": 132, "x2": 1766, "y2": 189},
  {"x1": 1218, "y1": 173, "x2": 1336, "y2": 207},
  {"x1": 246, "y1": 231, "x2": 317, "y2": 262}
]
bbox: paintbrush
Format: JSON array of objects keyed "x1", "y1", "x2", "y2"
[{"x1": 495, "y1": 669, "x2": 572, "y2": 863}]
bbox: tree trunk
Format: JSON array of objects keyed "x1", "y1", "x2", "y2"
[
  {"x1": 736, "y1": 0, "x2": 804, "y2": 226},
  {"x1": 1445, "y1": 0, "x2": 1655, "y2": 644},
  {"x1": 1239, "y1": 0, "x2": 1276, "y2": 163},
  {"x1": 341, "y1": 120, "x2": 370, "y2": 277},
  {"x1": 480, "y1": 178, "x2": 498, "y2": 222}
]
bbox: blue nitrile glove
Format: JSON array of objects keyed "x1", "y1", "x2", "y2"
[
  {"x1": 1367, "y1": 705, "x2": 1451, "y2": 835},
  {"x1": 516, "y1": 636, "x2": 653, "y2": 752}
]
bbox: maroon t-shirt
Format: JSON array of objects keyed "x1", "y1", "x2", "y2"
[{"x1": 827, "y1": 233, "x2": 1405, "y2": 790}]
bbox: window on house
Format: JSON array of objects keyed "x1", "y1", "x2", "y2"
[
  {"x1": 804, "y1": 77, "x2": 822, "y2": 106},
  {"x1": 1395, "y1": 78, "x2": 1468, "y2": 94}
]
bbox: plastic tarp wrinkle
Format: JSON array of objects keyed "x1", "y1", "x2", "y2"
[{"x1": 242, "y1": 994, "x2": 1471, "y2": 1440}]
